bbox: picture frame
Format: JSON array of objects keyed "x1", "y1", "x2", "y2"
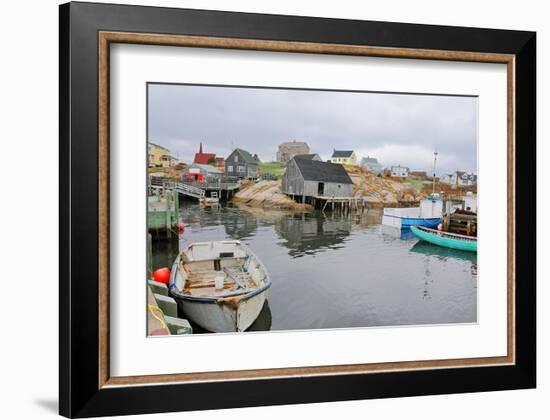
[{"x1": 59, "y1": 1, "x2": 536, "y2": 417}]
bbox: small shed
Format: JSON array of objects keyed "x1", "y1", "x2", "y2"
[
  {"x1": 282, "y1": 156, "x2": 354, "y2": 198},
  {"x1": 183, "y1": 163, "x2": 222, "y2": 182}
]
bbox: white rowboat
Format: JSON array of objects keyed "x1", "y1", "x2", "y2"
[{"x1": 169, "y1": 240, "x2": 271, "y2": 332}]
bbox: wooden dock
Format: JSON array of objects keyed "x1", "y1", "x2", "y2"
[
  {"x1": 309, "y1": 195, "x2": 368, "y2": 213},
  {"x1": 148, "y1": 189, "x2": 179, "y2": 239},
  {"x1": 147, "y1": 281, "x2": 193, "y2": 336},
  {"x1": 150, "y1": 178, "x2": 241, "y2": 201}
]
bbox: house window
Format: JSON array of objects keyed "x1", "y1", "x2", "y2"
[
  {"x1": 227, "y1": 165, "x2": 233, "y2": 172},
  {"x1": 238, "y1": 165, "x2": 245, "y2": 173},
  {"x1": 234, "y1": 155, "x2": 238, "y2": 162}
]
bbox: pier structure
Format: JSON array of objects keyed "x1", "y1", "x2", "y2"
[
  {"x1": 304, "y1": 195, "x2": 369, "y2": 214},
  {"x1": 148, "y1": 188, "x2": 179, "y2": 239},
  {"x1": 147, "y1": 282, "x2": 193, "y2": 336},
  {"x1": 150, "y1": 177, "x2": 241, "y2": 201}
]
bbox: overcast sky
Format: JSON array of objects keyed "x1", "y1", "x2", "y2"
[{"x1": 148, "y1": 83, "x2": 477, "y2": 175}]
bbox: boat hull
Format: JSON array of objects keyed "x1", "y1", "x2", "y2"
[
  {"x1": 401, "y1": 217, "x2": 441, "y2": 229},
  {"x1": 382, "y1": 214, "x2": 441, "y2": 230},
  {"x1": 173, "y1": 291, "x2": 268, "y2": 332},
  {"x1": 411, "y1": 226, "x2": 477, "y2": 252}
]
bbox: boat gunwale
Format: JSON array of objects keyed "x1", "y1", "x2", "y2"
[
  {"x1": 382, "y1": 214, "x2": 441, "y2": 222},
  {"x1": 411, "y1": 225, "x2": 477, "y2": 242}
]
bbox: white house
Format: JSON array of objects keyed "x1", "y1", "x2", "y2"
[
  {"x1": 390, "y1": 165, "x2": 410, "y2": 178},
  {"x1": 442, "y1": 171, "x2": 477, "y2": 186}
]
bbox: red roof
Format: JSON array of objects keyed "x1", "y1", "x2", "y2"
[{"x1": 193, "y1": 142, "x2": 216, "y2": 164}]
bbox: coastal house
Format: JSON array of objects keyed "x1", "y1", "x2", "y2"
[
  {"x1": 331, "y1": 150, "x2": 357, "y2": 165},
  {"x1": 390, "y1": 165, "x2": 410, "y2": 178},
  {"x1": 442, "y1": 171, "x2": 477, "y2": 186},
  {"x1": 148, "y1": 143, "x2": 176, "y2": 168},
  {"x1": 282, "y1": 155, "x2": 354, "y2": 199},
  {"x1": 193, "y1": 142, "x2": 217, "y2": 164},
  {"x1": 182, "y1": 163, "x2": 222, "y2": 182},
  {"x1": 225, "y1": 148, "x2": 259, "y2": 179},
  {"x1": 360, "y1": 157, "x2": 383, "y2": 174},
  {"x1": 276, "y1": 140, "x2": 310, "y2": 162}
]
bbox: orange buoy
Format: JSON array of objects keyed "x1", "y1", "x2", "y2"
[{"x1": 153, "y1": 267, "x2": 171, "y2": 284}]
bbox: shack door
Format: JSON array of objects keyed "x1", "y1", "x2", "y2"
[{"x1": 318, "y1": 182, "x2": 325, "y2": 196}]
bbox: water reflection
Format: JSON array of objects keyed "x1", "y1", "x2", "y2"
[
  {"x1": 151, "y1": 201, "x2": 477, "y2": 332},
  {"x1": 275, "y1": 212, "x2": 352, "y2": 257},
  {"x1": 409, "y1": 241, "x2": 477, "y2": 264}
]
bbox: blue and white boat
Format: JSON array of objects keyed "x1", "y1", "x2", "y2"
[{"x1": 382, "y1": 196, "x2": 443, "y2": 230}]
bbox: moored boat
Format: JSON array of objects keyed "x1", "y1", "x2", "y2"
[
  {"x1": 410, "y1": 226, "x2": 477, "y2": 252},
  {"x1": 169, "y1": 240, "x2": 271, "y2": 332},
  {"x1": 382, "y1": 197, "x2": 443, "y2": 230}
]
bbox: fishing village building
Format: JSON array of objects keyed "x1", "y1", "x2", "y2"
[
  {"x1": 193, "y1": 142, "x2": 217, "y2": 164},
  {"x1": 182, "y1": 163, "x2": 222, "y2": 182},
  {"x1": 148, "y1": 143, "x2": 176, "y2": 168},
  {"x1": 225, "y1": 148, "x2": 259, "y2": 179},
  {"x1": 441, "y1": 171, "x2": 477, "y2": 187},
  {"x1": 360, "y1": 156, "x2": 383, "y2": 174},
  {"x1": 331, "y1": 150, "x2": 357, "y2": 165},
  {"x1": 282, "y1": 155, "x2": 354, "y2": 202},
  {"x1": 390, "y1": 165, "x2": 410, "y2": 178},
  {"x1": 276, "y1": 140, "x2": 310, "y2": 162}
]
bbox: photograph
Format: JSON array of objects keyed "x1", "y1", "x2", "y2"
[{"x1": 146, "y1": 83, "x2": 479, "y2": 335}]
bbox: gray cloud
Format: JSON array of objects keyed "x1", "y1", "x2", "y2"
[{"x1": 148, "y1": 83, "x2": 477, "y2": 175}]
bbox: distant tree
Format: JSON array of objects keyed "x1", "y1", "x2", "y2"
[{"x1": 207, "y1": 157, "x2": 216, "y2": 165}]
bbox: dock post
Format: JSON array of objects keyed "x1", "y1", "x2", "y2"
[
  {"x1": 147, "y1": 234, "x2": 152, "y2": 278},
  {"x1": 173, "y1": 189, "x2": 179, "y2": 223},
  {"x1": 165, "y1": 191, "x2": 171, "y2": 238}
]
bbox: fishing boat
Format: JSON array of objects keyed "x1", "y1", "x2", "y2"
[
  {"x1": 382, "y1": 196, "x2": 443, "y2": 230},
  {"x1": 410, "y1": 226, "x2": 477, "y2": 252},
  {"x1": 169, "y1": 240, "x2": 272, "y2": 332}
]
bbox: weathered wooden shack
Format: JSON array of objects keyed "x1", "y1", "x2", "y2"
[
  {"x1": 225, "y1": 148, "x2": 259, "y2": 179},
  {"x1": 282, "y1": 155, "x2": 354, "y2": 200}
]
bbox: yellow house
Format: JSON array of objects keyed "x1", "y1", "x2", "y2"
[
  {"x1": 149, "y1": 143, "x2": 176, "y2": 168},
  {"x1": 331, "y1": 150, "x2": 357, "y2": 165}
]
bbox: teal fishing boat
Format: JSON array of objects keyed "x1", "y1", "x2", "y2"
[{"x1": 410, "y1": 226, "x2": 477, "y2": 252}]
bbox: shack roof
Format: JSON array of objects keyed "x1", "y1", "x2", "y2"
[
  {"x1": 187, "y1": 163, "x2": 222, "y2": 174},
  {"x1": 233, "y1": 148, "x2": 258, "y2": 164},
  {"x1": 293, "y1": 158, "x2": 353, "y2": 184},
  {"x1": 294, "y1": 154, "x2": 320, "y2": 161},
  {"x1": 331, "y1": 150, "x2": 354, "y2": 158}
]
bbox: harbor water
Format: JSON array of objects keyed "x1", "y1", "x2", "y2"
[{"x1": 152, "y1": 202, "x2": 477, "y2": 332}]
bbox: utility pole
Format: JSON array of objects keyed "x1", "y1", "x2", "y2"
[{"x1": 432, "y1": 151, "x2": 438, "y2": 195}]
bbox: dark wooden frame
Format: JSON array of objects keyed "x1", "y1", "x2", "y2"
[{"x1": 60, "y1": 1, "x2": 536, "y2": 417}]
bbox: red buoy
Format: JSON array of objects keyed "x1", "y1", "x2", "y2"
[
  {"x1": 178, "y1": 222, "x2": 185, "y2": 232},
  {"x1": 153, "y1": 267, "x2": 171, "y2": 284}
]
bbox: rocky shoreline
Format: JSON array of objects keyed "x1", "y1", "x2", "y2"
[
  {"x1": 232, "y1": 180, "x2": 313, "y2": 211},
  {"x1": 232, "y1": 167, "x2": 427, "y2": 211}
]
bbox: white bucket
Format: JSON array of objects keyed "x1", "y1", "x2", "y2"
[{"x1": 215, "y1": 274, "x2": 225, "y2": 290}]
